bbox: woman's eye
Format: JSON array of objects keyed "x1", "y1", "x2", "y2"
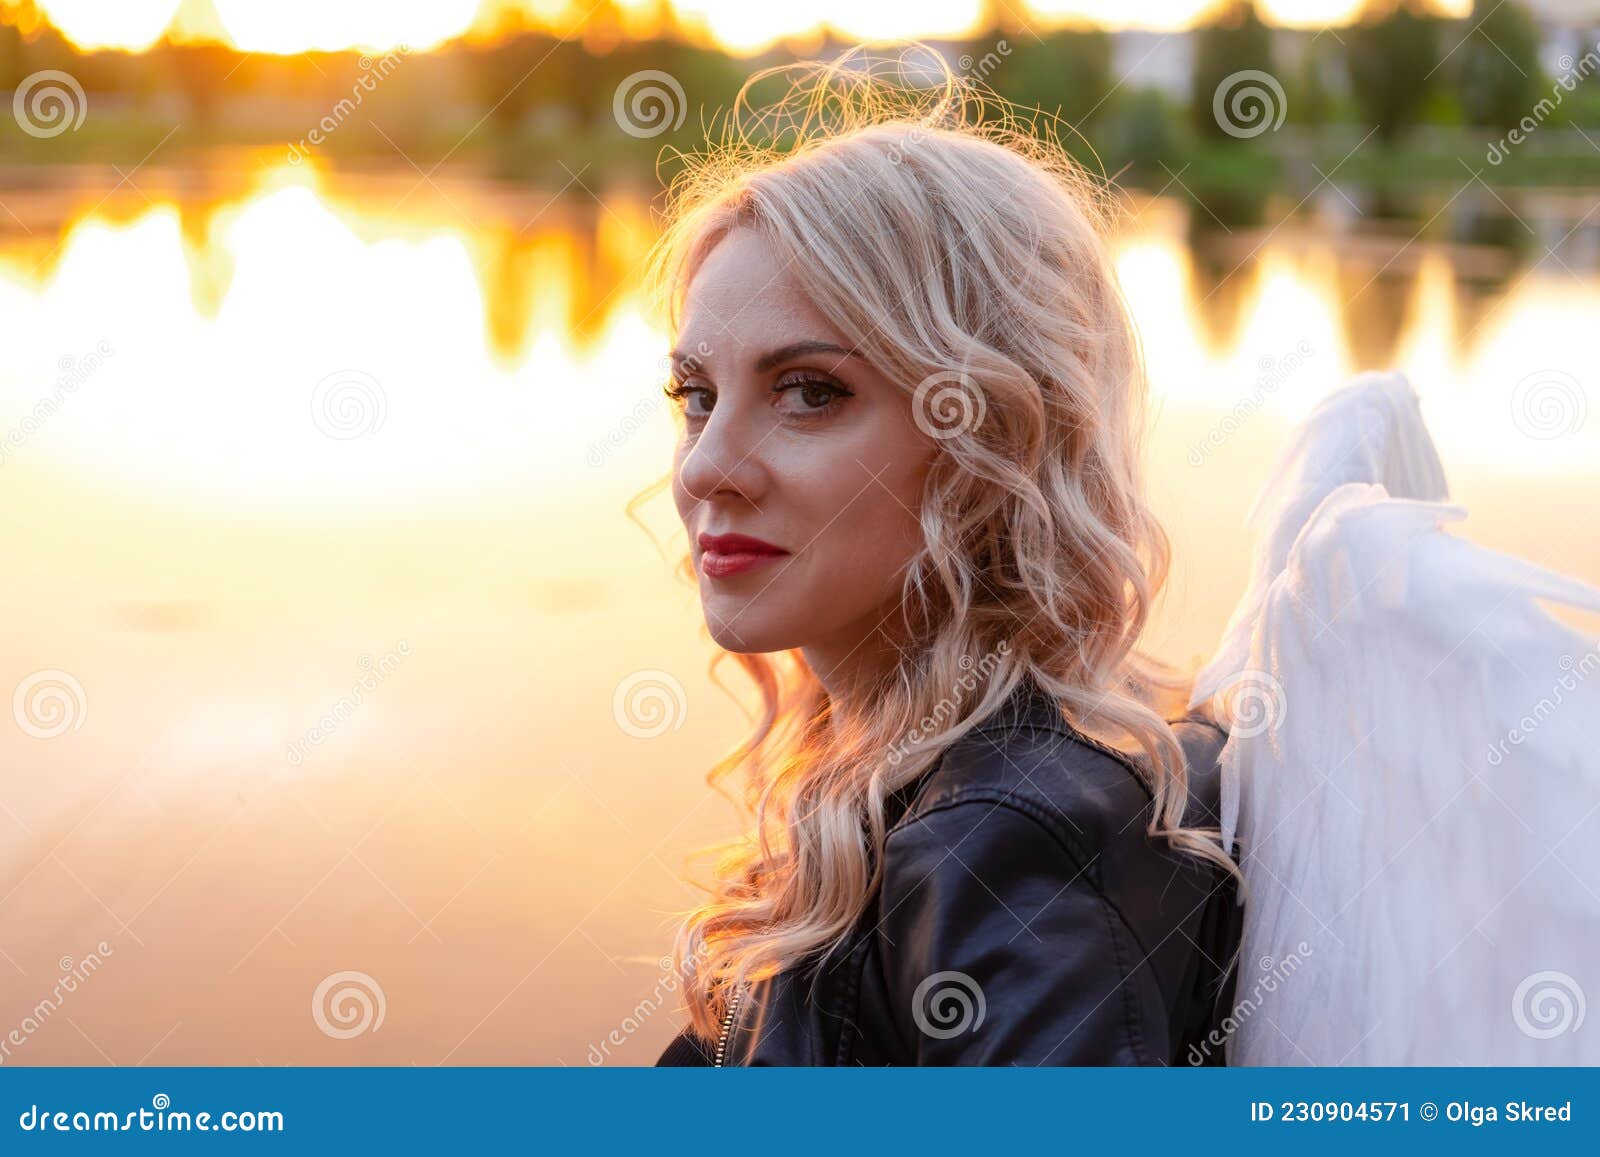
[
  {"x1": 664, "y1": 381, "x2": 714, "y2": 418},
  {"x1": 773, "y1": 376, "x2": 851, "y2": 417}
]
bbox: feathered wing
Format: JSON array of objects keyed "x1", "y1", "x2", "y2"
[{"x1": 1190, "y1": 370, "x2": 1600, "y2": 1065}]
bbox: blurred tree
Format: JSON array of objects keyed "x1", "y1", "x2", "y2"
[
  {"x1": 1110, "y1": 87, "x2": 1180, "y2": 179},
  {"x1": 1344, "y1": 0, "x2": 1443, "y2": 142},
  {"x1": 468, "y1": 33, "x2": 562, "y2": 143},
  {"x1": 987, "y1": 29, "x2": 1114, "y2": 133},
  {"x1": 1190, "y1": 0, "x2": 1276, "y2": 141},
  {"x1": 1457, "y1": 0, "x2": 1542, "y2": 130},
  {"x1": 656, "y1": 42, "x2": 745, "y2": 144},
  {"x1": 0, "y1": 16, "x2": 20, "y2": 89},
  {"x1": 1286, "y1": 33, "x2": 1335, "y2": 128},
  {"x1": 1560, "y1": 79, "x2": 1600, "y2": 128},
  {"x1": 164, "y1": 42, "x2": 233, "y2": 137},
  {"x1": 11, "y1": 17, "x2": 73, "y2": 80}
]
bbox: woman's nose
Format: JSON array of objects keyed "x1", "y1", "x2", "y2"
[{"x1": 676, "y1": 403, "x2": 769, "y2": 506}]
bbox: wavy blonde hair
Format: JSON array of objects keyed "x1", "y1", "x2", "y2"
[{"x1": 645, "y1": 46, "x2": 1239, "y2": 1042}]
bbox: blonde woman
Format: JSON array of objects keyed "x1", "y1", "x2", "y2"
[{"x1": 649, "y1": 50, "x2": 1244, "y2": 1067}]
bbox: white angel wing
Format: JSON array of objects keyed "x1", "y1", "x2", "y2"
[{"x1": 1191, "y1": 370, "x2": 1600, "y2": 1065}]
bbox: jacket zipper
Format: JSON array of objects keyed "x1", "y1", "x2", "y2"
[{"x1": 712, "y1": 983, "x2": 745, "y2": 1067}]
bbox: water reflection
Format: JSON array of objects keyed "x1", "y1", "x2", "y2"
[{"x1": 0, "y1": 162, "x2": 1594, "y2": 1065}]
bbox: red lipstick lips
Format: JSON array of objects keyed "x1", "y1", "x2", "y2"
[{"x1": 698, "y1": 532, "x2": 790, "y2": 579}]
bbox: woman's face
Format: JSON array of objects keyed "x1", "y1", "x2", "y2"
[{"x1": 669, "y1": 227, "x2": 935, "y2": 676}]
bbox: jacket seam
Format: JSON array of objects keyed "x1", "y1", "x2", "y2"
[
  {"x1": 894, "y1": 789, "x2": 1101, "y2": 883},
  {"x1": 833, "y1": 935, "x2": 868, "y2": 1065},
  {"x1": 974, "y1": 703, "x2": 1229, "y2": 787},
  {"x1": 893, "y1": 724, "x2": 1156, "y2": 839},
  {"x1": 970, "y1": 718, "x2": 1152, "y2": 790},
  {"x1": 1096, "y1": 866, "x2": 1157, "y2": 1064},
  {"x1": 896, "y1": 796, "x2": 1158, "y2": 960}
]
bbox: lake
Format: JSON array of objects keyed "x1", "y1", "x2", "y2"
[{"x1": 0, "y1": 159, "x2": 1596, "y2": 1064}]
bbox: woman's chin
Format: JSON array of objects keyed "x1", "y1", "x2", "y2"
[{"x1": 702, "y1": 609, "x2": 796, "y2": 656}]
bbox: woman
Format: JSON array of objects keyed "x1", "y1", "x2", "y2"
[{"x1": 648, "y1": 51, "x2": 1245, "y2": 1066}]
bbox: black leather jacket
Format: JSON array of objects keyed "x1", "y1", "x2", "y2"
[{"x1": 656, "y1": 677, "x2": 1242, "y2": 1066}]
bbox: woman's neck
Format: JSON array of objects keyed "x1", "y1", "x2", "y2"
[{"x1": 801, "y1": 618, "x2": 909, "y2": 721}]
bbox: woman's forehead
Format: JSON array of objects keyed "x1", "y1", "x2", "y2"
[{"x1": 677, "y1": 228, "x2": 842, "y2": 359}]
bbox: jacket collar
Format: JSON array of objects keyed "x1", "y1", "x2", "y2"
[
  {"x1": 967, "y1": 673, "x2": 1073, "y2": 738},
  {"x1": 881, "y1": 676, "x2": 1066, "y2": 831}
]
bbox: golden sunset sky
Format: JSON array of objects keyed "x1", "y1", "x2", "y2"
[{"x1": 7, "y1": 0, "x2": 1474, "y2": 55}]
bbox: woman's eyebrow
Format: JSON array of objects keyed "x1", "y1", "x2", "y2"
[
  {"x1": 753, "y1": 340, "x2": 856, "y2": 372},
  {"x1": 667, "y1": 339, "x2": 860, "y2": 374}
]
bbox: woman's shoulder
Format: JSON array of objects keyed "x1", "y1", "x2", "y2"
[
  {"x1": 871, "y1": 684, "x2": 1237, "y2": 1062},
  {"x1": 888, "y1": 679, "x2": 1228, "y2": 867}
]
